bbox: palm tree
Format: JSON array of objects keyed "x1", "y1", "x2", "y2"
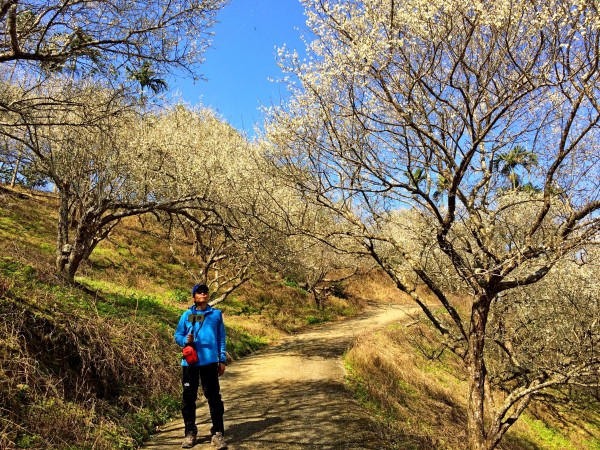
[
  {"x1": 127, "y1": 62, "x2": 168, "y2": 94},
  {"x1": 493, "y1": 145, "x2": 538, "y2": 190}
]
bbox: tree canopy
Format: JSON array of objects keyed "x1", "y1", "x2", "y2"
[
  {"x1": 266, "y1": 0, "x2": 600, "y2": 448},
  {"x1": 0, "y1": 0, "x2": 226, "y2": 75}
]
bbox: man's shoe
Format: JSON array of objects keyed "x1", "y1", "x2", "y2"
[
  {"x1": 211, "y1": 431, "x2": 228, "y2": 449},
  {"x1": 181, "y1": 433, "x2": 196, "y2": 448}
]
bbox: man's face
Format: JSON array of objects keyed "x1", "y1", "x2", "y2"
[{"x1": 193, "y1": 290, "x2": 209, "y2": 306}]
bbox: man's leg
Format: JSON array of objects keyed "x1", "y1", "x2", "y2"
[
  {"x1": 199, "y1": 363, "x2": 224, "y2": 435},
  {"x1": 182, "y1": 366, "x2": 200, "y2": 436}
]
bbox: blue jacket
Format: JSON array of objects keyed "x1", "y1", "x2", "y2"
[{"x1": 174, "y1": 305, "x2": 227, "y2": 366}]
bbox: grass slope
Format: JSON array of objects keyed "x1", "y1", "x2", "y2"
[
  {"x1": 344, "y1": 321, "x2": 600, "y2": 449},
  {"x1": 0, "y1": 187, "x2": 361, "y2": 449},
  {"x1": 6, "y1": 186, "x2": 597, "y2": 450}
]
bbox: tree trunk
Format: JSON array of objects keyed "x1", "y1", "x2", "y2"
[
  {"x1": 66, "y1": 244, "x2": 86, "y2": 283},
  {"x1": 192, "y1": 226, "x2": 202, "y2": 256},
  {"x1": 312, "y1": 288, "x2": 322, "y2": 309},
  {"x1": 56, "y1": 185, "x2": 71, "y2": 275},
  {"x1": 10, "y1": 149, "x2": 22, "y2": 188},
  {"x1": 65, "y1": 213, "x2": 101, "y2": 284},
  {"x1": 55, "y1": 186, "x2": 95, "y2": 284},
  {"x1": 466, "y1": 297, "x2": 492, "y2": 450}
]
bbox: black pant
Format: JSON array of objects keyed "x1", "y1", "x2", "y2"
[{"x1": 181, "y1": 364, "x2": 224, "y2": 436}]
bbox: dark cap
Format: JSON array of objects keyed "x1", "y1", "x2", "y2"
[{"x1": 192, "y1": 283, "x2": 209, "y2": 296}]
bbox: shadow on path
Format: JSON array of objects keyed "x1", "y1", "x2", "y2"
[
  {"x1": 220, "y1": 379, "x2": 385, "y2": 449},
  {"x1": 145, "y1": 303, "x2": 414, "y2": 449}
]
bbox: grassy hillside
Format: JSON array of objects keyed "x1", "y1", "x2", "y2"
[
  {"x1": 3, "y1": 186, "x2": 598, "y2": 450},
  {"x1": 0, "y1": 186, "x2": 365, "y2": 449},
  {"x1": 344, "y1": 320, "x2": 600, "y2": 450}
]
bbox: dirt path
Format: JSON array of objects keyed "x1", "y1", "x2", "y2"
[{"x1": 145, "y1": 302, "x2": 415, "y2": 450}]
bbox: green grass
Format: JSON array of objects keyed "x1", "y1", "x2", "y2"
[
  {"x1": 167, "y1": 287, "x2": 191, "y2": 303},
  {"x1": 282, "y1": 276, "x2": 309, "y2": 294},
  {"x1": 91, "y1": 246, "x2": 123, "y2": 260},
  {"x1": 519, "y1": 416, "x2": 576, "y2": 450},
  {"x1": 76, "y1": 276, "x2": 136, "y2": 295},
  {"x1": 0, "y1": 214, "x2": 21, "y2": 234},
  {"x1": 219, "y1": 296, "x2": 264, "y2": 316},
  {"x1": 306, "y1": 314, "x2": 329, "y2": 325},
  {"x1": 1, "y1": 257, "x2": 32, "y2": 277},
  {"x1": 39, "y1": 242, "x2": 54, "y2": 254},
  {"x1": 342, "y1": 322, "x2": 600, "y2": 450},
  {"x1": 344, "y1": 358, "x2": 387, "y2": 413},
  {"x1": 117, "y1": 394, "x2": 181, "y2": 447},
  {"x1": 225, "y1": 323, "x2": 269, "y2": 358},
  {"x1": 0, "y1": 189, "x2": 459, "y2": 449},
  {"x1": 75, "y1": 278, "x2": 182, "y2": 325}
]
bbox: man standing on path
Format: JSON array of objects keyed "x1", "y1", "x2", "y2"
[{"x1": 174, "y1": 283, "x2": 228, "y2": 449}]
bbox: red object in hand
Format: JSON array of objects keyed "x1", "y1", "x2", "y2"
[{"x1": 182, "y1": 344, "x2": 199, "y2": 364}]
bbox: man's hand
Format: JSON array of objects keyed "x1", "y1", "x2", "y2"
[
  {"x1": 217, "y1": 362, "x2": 226, "y2": 376},
  {"x1": 186, "y1": 333, "x2": 193, "y2": 344}
]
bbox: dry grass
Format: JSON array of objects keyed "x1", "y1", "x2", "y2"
[
  {"x1": 0, "y1": 279, "x2": 181, "y2": 449},
  {"x1": 0, "y1": 188, "x2": 58, "y2": 274},
  {"x1": 345, "y1": 317, "x2": 600, "y2": 450},
  {"x1": 0, "y1": 187, "x2": 368, "y2": 448},
  {"x1": 345, "y1": 269, "x2": 412, "y2": 304},
  {"x1": 346, "y1": 323, "x2": 467, "y2": 449},
  {"x1": 8, "y1": 187, "x2": 597, "y2": 449}
]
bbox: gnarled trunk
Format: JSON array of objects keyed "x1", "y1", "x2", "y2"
[
  {"x1": 55, "y1": 189, "x2": 101, "y2": 284},
  {"x1": 466, "y1": 295, "x2": 492, "y2": 450},
  {"x1": 55, "y1": 185, "x2": 71, "y2": 275}
]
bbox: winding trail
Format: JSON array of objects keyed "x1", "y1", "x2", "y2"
[{"x1": 145, "y1": 302, "x2": 415, "y2": 450}]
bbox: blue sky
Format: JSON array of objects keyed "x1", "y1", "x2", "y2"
[{"x1": 172, "y1": 0, "x2": 309, "y2": 136}]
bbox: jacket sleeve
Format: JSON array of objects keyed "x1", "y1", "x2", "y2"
[
  {"x1": 218, "y1": 312, "x2": 227, "y2": 362},
  {"x1": 174, "y1": 312, "x2": 189, "y2": 348}
]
